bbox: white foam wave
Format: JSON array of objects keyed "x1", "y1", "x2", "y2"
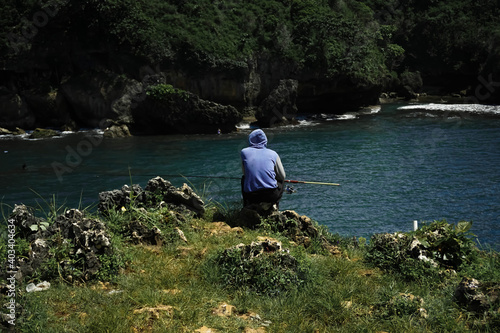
[
  {"x1": 297, "y1": 119, "x2": 318, "y2": 126},
  {"x1": 336, "y1": 114, "x2": 357, "y2": 120},
  {"x1": 0, "y1": 128, "x2": 104, "y2": 141},
  {"x1": 236, "y1": 123, "x2": 251, "y2": 130},
  {"x1": 398, "y1": 103, "x2": 500, "y2": 116}
]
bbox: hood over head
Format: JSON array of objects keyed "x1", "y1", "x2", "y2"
[{"x1": 248, "y1": 129, "x2": 267, "y2": 148}]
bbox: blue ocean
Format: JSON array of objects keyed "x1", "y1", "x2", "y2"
[{"x1": 1, "y1": 102, "x2": 499, "y2": 249}]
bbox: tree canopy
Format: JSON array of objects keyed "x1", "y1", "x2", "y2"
[{"x1": 1, "y1": 0, "x2": 499, "y2": 92}]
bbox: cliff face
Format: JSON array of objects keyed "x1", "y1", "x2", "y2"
[{"x1": 0, "y1": 51, "x2": 382, "y2": 133}]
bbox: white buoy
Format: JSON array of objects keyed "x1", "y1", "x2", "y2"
[{"x1": 413, "y1": 220, "x2": 418, "y2": 231}]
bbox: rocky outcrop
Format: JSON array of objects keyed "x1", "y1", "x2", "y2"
[
  {"x1": 28, "y1": 128, "x2": 60, "y2": 139},
  {"x1": 128, "y1": 220, "x2": 164, "y2": 245},
  {"x1": 58, "y1": 70, "x2": 245, "y2": 134},
  {"x1": 255, "y1": 79, "x2": 298, "y2": 127},
  {"x1": 224, "y1": 239, "x2": 291, "y2": 261},
  {"x1": 216, "y1": 238, "x2": 304, "y2": 295},
  {"x1": 103, "y1": 124, "x2": 131, "y2": 138},
  {"x1": 0, "y1": 53, "x2": 382, "y2": 133},
  {"x1": 23, "y1": 88, "x2": 73, "y2": 128},
  {"x1": 162, "y1": 66, "x2": 249, "y2": 108},
  {"x1": 7, "y1": 205, "x2": 114, "y2": 282},
  {"x1": 132, "y1": 85, "x2": 242, "y2": 134},
  {"x1": 0, "y1": 40, "x2": 385, "y2": 134},
  {"x1": 97, "y1": 177, "x2": 205, "y2": 246},
  {"x1": 98, "y1": 177, "x2": 205, "y2": 216},
  {"x1": 297, "y1": 77, "x2": 382, "y2": 113},
  {"x1": 0, "y1": 127, "x2": 24, "y2": 135},
  {"x1": 60, "y1": 71, "x2": 143, "y2": 128},
  {"x1": 98, "y1": 184, "x2": 144, "y2": 214}
]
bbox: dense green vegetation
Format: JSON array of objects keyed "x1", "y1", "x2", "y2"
[{"x1": 2, "y1": 0, "x2": 499, "y2": 93}]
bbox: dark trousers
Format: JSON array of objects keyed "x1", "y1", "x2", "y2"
[{"x1": 241, "y1": 176, "x2": 284, "y2": 207}]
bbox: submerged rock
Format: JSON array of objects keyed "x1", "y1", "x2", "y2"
[
  {"x1": 0, "y1": 127, "x2": 12, "y2": 135},
  {"x1": 0, "y1": 127, "x2": 25, "y2": 135}
]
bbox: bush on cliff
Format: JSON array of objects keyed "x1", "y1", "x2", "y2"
[
  {"x1": 366, "y1": 219, "x2": 480, "y2": 282},
  {"x1": 205, "y1": 239, "x2": 314, "y2": 296}
]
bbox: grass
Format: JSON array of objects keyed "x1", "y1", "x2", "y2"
[{"x1": 1, "y1": 193, "x2": 499, "y2": 332}]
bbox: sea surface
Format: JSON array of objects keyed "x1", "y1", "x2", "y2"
[{"x1": 1, "y1": 103, "x2": 499, "y2": 249}]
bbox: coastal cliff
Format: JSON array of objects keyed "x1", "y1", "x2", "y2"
[{"x1": 1, "y1": 1, "x2": 499, "y2": 134}]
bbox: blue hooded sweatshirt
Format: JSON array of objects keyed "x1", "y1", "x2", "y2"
[{"x1": 241, "y1": 129, "x2": 285, "y2": 193}]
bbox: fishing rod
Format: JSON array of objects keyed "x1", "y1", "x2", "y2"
[
  {"x1": 284, "y1": 179, "x2": 340, "y2": 186},
  {"x1": 158, "y1": 174, "x2": 340, "y2": 186}
]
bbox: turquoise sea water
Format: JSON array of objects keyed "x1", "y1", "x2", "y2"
[{"x1": 1, "y1": 103, "x2": 499, "y2": 248}]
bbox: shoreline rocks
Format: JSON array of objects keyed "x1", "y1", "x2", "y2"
[{"x1": 28, "y1": 128, "x2": 60, "y2": 139}]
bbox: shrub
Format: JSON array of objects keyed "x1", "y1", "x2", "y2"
[
  {"x1": 146, "y1": 84, "x2": 191, "y2": 102},
  {"x1": 414, "y1": 220, "x2": 477, "y2": 269},
  {"x1": 366, "y1": 220, "x2": 477, "y2": 281},
  {"x1": 207, "y1": 240, "x2": 313, "y2": 296}
]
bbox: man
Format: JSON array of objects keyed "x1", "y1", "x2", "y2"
[{"x1": 241, "y1": 129, "x2": 286, "y2": 208}]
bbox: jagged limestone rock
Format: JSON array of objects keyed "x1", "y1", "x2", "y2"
[{"x1": 10, "y1": 208, "x2": 114, "y2": 282}]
